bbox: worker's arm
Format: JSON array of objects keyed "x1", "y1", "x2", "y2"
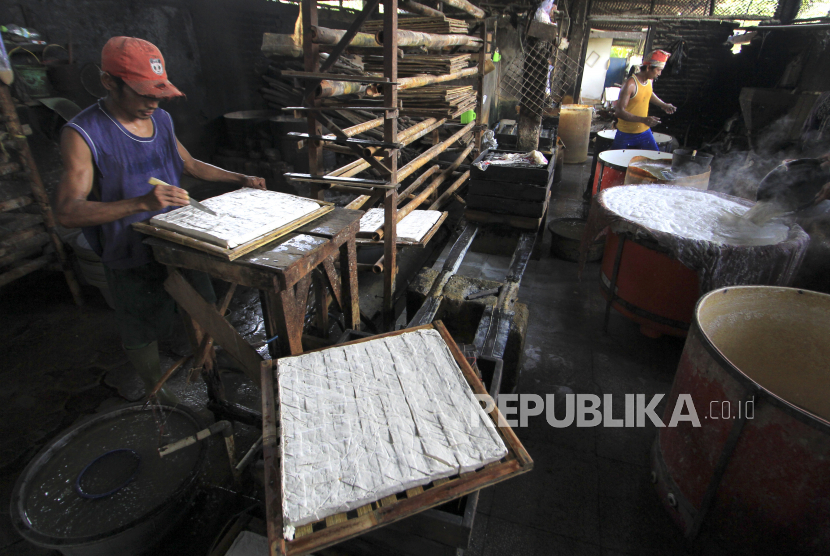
[
  {"x1": 55, "y1": 128, "x2": 189, "y2": 229},
  {"x1": 650, "y1": 92, "x2": 677, "y2": 114},
  {"x1": 177, "y1": 140, "x2": 266, "y2": 190},
  {"x1": 615, "y1": 78, "x2": 660, "y2": 128}
]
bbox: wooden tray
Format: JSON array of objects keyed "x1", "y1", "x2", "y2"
[
  {"x1": 132, "y1": 200, "x2": 333, "y2": 261},
  {"x1": 260, "y1": 322, "x2": 533, "y2": 556},
  {"x1": 468, "y1": 178, "x2": 551, "y2": 202},
  {"x1": 355, "y1": 211, "x2": 448, "y2": 247},
  {"x1": 470, "y1": 149, "x2": 555, "y2": 185},
  {"x1": 466, "y1": 190, "x2": 551, "y2": 218}
]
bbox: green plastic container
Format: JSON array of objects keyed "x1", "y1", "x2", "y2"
[{"x1": 460, "y1": 110, "x2": 476, "y2": 124}]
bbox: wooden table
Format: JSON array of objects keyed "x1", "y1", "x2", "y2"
[{"x1": 144, "y1": 208, "x2": 362, "y2": 382}]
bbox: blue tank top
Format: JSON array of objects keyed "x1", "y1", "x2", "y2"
[{"x1": 65, "y1": 100, "x2": 184, "y2": 268}]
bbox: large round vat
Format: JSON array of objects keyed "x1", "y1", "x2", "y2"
[
  {"x1": 12, "y1": 404, "x2": 207, "y2": 556},
  {"x1": 592, "y1": 149, "x2": 673, "y2": 196},
  {"x1": 600, "y1": 231, "x2": 699, "y2": 337},
  {"x1": 653, "y1": 286, "x2": 830, "y2": 555},
  {"x1": 224, "y1": 110, "x2": 280, "y2": 151}
]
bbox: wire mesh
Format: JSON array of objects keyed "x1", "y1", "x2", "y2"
[
  {"x1": 589, "y1": 0, "x2": 779, "y2": 17},
  {"x1": 498, "y1": 35, "x2": 582, "y2": 116}
]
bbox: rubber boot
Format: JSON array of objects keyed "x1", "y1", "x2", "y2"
[{"x1": 126, "y1": 341, "x2": 180, "y2": 406}]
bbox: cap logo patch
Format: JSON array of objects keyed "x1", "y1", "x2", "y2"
[{"x1": 149, "y1": 58, "x2": 164, "y2": 76}]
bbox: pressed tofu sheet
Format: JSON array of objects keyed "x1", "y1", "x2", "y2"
[
  {"x1": 149, "y1": 188, "x2": 322, "y2": 249},
  {"x1": 277, "y1": 328, "x2": 507, "y2": 535},
  {"x1": 359, "y1": 209, "x2": 443, "y2": 242}
]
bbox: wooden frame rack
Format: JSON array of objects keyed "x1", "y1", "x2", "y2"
[
  {"x1": 291, "y1": 0, "x2": 489, "y2": 330},
  {"x1": 261, "y1": 321, "x2": 533, "y2": 556},
  {"x1": 0, "y1": 83, "x2": 83, "y2": 303}
]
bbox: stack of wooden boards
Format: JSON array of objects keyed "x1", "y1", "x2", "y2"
[
  {"x1": 362, "y1": 16, "x2": 468, "y2": 34},
  {"x1": 464, "y1": 149, "x2": 556, "y2": 229},
  {"x1": 399, "y1": 85, "x2": 477, "y2": 118},
  {"x1": 362, "y1": 54, "x2": 472, "y2": 77}
]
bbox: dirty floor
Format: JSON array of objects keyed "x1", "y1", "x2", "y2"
[{"x1": 1, "y1": 159, "x2": 737, "y2": 555}]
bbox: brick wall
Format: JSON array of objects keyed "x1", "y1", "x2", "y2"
[{"x1": 649, "y1": 20, "x2": 740, "y2": 147}]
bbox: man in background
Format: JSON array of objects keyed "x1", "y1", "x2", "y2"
[{"x1": 611, "y1": 50, "x2": 677, "y2": 151}]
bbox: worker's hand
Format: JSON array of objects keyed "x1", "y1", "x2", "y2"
[
  {"x1": 142, "y1": 183, "x2": 190, "y2": 211},
  {"x1": 645, "y1": 116, "x2": 661, "y2": 127},
  {"x1": 812, "y1": 181, "x2": 830, "y2": 206},
  {"x1": 662, "y1": 103, "x2": 677, "y2": 114},
  {"x1": 240, "y1": 176, "x2": 267, "y2": 190},
  {"x1": 819, "y1": 152, "x2": 830, "y2": 171}
]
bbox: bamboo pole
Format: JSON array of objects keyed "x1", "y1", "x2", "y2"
[
  {"x1": 367, "y1": 67, "x2": 478, "y2": 95},
  {"x1": 398, "y1": 142, "x2": 473, "y2": 220},
  {"x1": 310, "y1": 25, "x2": 381, "y2": 47},
  {"x1": 362, "y1": 117, "x2": 442, "y2": 157},
  {"x1": 376, "y1": 29, "x2": 482, "y2": 50},
  {"x1": 0, "y1": 254, "x2": 51, "y2": 288},
  {"x1": 429, "y1": 169, "x2": 470, "y2": 209},
  {"x1": 442, "y1": 0, "x2": 485, "y2": 18},
  {"x1": 373, "y1": 254, "x2": 385, "y2": 274},
  {"x1": 397, "y1": 165, "x2": 440, "y2": 205},
  {"x1": 317, "y1": 80, "x2": 369, "y2": 97},
  {"x1": 328, "y1": 118, "x2": 445, "y2": 178},
  {"x1": 396, "y1": 121, "x2": 475, "y2": 182},
  {"x1": 400, "y1": 0, "x2": 445, "y2": 17}
]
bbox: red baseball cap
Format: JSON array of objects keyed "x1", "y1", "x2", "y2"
[
  {"x1": 101, "y1": 37, "x2": 184, "y2": 98},
  {"x1": 644, "y1": 50, "x2": 671, "y2": 69}
]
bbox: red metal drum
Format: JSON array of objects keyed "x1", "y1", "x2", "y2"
[
  {"x1": 592, "y1": 149, "x2": 673, "y2": 196},
  {"x1": 600, "y1": 231, "x2": 699, "y2": 338},
  {"x1": 653, "y1": 286, "x2": 830, "y2": 555}
]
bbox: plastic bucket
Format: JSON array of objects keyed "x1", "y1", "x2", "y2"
[
  {"x1": 558, "y1": 104, "x2": 593, "y2": 164},
  {"x1": 10, "y1": 47, "x2": 50, "y2": 98}
]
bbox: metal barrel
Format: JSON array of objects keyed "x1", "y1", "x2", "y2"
[{"x1": 654, "y1": 286, "x2": 830, "y2": 554}]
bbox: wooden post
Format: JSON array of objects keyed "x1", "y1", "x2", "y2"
[
  {"x1": 382, "y1": 0, "x2": 399, "y2": 331},
  {"x1": 474, "y1": 19, "x2": 487, "y2": 155},
  {"x1": 303, "y1": 0, "x2": 324, "y2": 200}
]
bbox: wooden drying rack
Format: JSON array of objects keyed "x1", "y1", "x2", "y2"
[
  {"x1": 260, "y1": 321, "x2": 533, "y2": 556},
  {"x1": 290, "y1": 0, "x2": 489, "y2": 330}
]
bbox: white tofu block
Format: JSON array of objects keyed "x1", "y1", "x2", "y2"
[
  {"x1": 359, "y1": 209, "x2": 443, "y2": 242},
  {"x1": 278, "y1": 329, "x2": 507, "y2": 536},
  {"x1": 149, "y1": 188, "x2": 321, "y2": 249}
]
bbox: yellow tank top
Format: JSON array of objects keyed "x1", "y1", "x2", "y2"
[{"x1": 617, "y1": 77, "x2": 652, "y2": 134}]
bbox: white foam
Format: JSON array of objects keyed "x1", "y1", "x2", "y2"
[{"x1": 602, "y1": 186, "x2": 790, "y2": 246}]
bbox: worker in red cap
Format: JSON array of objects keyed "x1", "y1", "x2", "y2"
[
  {"x1": 611, "y1": 50, "x2": 677, "y2": 151},
  {"x1": 55, "y1": 37, "x2": 267, "y2": 405}
]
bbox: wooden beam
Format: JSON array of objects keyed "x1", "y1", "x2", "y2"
[
  {"x1": 382, "y1": 0, "x2": 399, "y2": 331},
  {"x1": 163, "y1": 270, "x2": 262, "y2": 382}
]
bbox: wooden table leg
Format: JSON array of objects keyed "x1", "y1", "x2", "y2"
[
  {"x1": 340, "y1": 237, "x2": 361, "y2": 330},
  {"x1": 164, "y1": 270, "x2": 263, "y2": 382},
  {"x1": 269, "y1": 274, "x2": 313, "y2": 356},
  {"x1": 313, "y1": 269, "x2": 330, "y2": 334},
  {"x1": 259, "y1": 290, "x2": 281, "y2": 360}
]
